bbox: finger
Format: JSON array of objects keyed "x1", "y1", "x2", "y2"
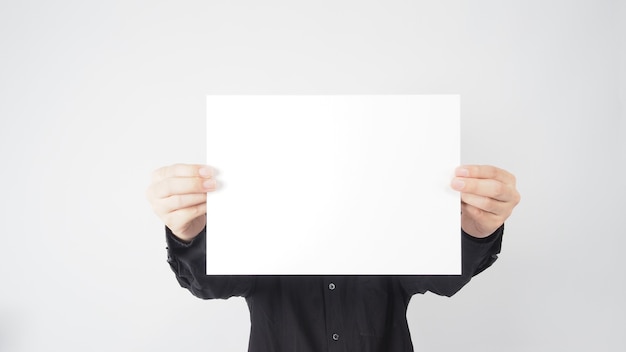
[
  {"x1": 455, "y1": 165, "x2": 516, "y2": 185},
  {"x1": 451, "y1": 177, "x2": 515, "y2": 202},
  {"x1": 152, "y1": 177, "x2": 217, "y2": 199},
  {"x1": 155, "y1": 193, "x2": 208, "y2": 214},
  {"x1": 461, "y1": 202, "x2": 504, "y2": 228},
  {"x1": 163, "y1": 202, "x2": 207, "y2": 232},
  {"x1": 460, "y1": 192, "x2": 507, "y2": 216},
  {"x1": 152, "y1": 164, "x2": 214, "y2": 183},
  {"x1": 462, "y1": 202, "x2": 486, "y2": 218},
  {"x1": 461, "y1": 203, "x2": 504, "y2": 236}
]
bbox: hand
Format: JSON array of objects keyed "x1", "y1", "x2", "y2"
[
  {"x1": 145, "y1": 164, "x2": 217, "y2": 242},
  {"x1": 450, "y1": 165, "x2": 521, "y2": 238}
]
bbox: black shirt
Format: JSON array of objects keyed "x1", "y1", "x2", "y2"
[{"x1": 166, "y1": 225, "x2": 503, "y2": 352}]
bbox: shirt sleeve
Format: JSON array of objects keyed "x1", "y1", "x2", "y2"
[
  {"x1": 400, "y1": 224, "x2": 504, "y2": 297},
  {"x1": 165, "y1": 226, "x2": 255, "y2": 299}
]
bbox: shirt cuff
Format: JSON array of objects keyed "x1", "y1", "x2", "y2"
[
  {"x1": 462, "y1": 224, "x2": 504, "y2": 244},
  {"x1": 165, "y1": 226, "x2": 202, "y2": 249}
]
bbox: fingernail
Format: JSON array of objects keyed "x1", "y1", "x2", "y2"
[
  {"x1": 203, "y1": 179, "x2": 216, "y2": 189},
  {"x1": 455, "y1": 167, "x2": 470, "y2": 177},
  {"x1": 199, "y1": 167, "x2": 213, "y2": 177},
  {"x1": 451, "y1": 179, "x2": 465, "y2": 190}
]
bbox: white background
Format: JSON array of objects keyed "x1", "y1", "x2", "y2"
[{"x1": 0, "y1": 1, "x2": 624, "y2": 351}]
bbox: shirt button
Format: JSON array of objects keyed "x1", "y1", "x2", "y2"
[
  {"x1": 332, "y1": 333, "x2": 339, "y2": 341},
  {"x1": 328, "y1": 283, "x2": 336, "y2": 290}
]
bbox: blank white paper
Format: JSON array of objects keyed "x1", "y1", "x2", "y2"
[{"x1": 206, "y1": 95, "x2": 460, "y2": 275}]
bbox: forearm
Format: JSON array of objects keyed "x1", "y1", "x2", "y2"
[
  {"x1": 166, "y1": 226, "x2": 255, "y2": 299},
  {"x1": 402, "y1": 225, "x2": 504, "y2": 297}
]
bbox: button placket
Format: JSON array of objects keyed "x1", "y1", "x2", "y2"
[{"x1": 323, "y1": 277, "x2": 345, "y2": 351}]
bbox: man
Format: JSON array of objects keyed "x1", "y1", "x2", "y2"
[{"x1": 146, "y1": 163, "x2": 520, "y2": 351}]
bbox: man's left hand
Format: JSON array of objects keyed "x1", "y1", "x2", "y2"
[{"x1": 450, "y1": 165, "x2": 521, "y2": 238}]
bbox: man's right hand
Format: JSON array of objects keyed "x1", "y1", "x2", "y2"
[{"x1": 145, "y1": 164, "x2": 217, "y2": 242}]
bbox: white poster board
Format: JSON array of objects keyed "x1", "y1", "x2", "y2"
[{"x1": 206, "y1": 95, "x2": 460, "y2": 275}]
